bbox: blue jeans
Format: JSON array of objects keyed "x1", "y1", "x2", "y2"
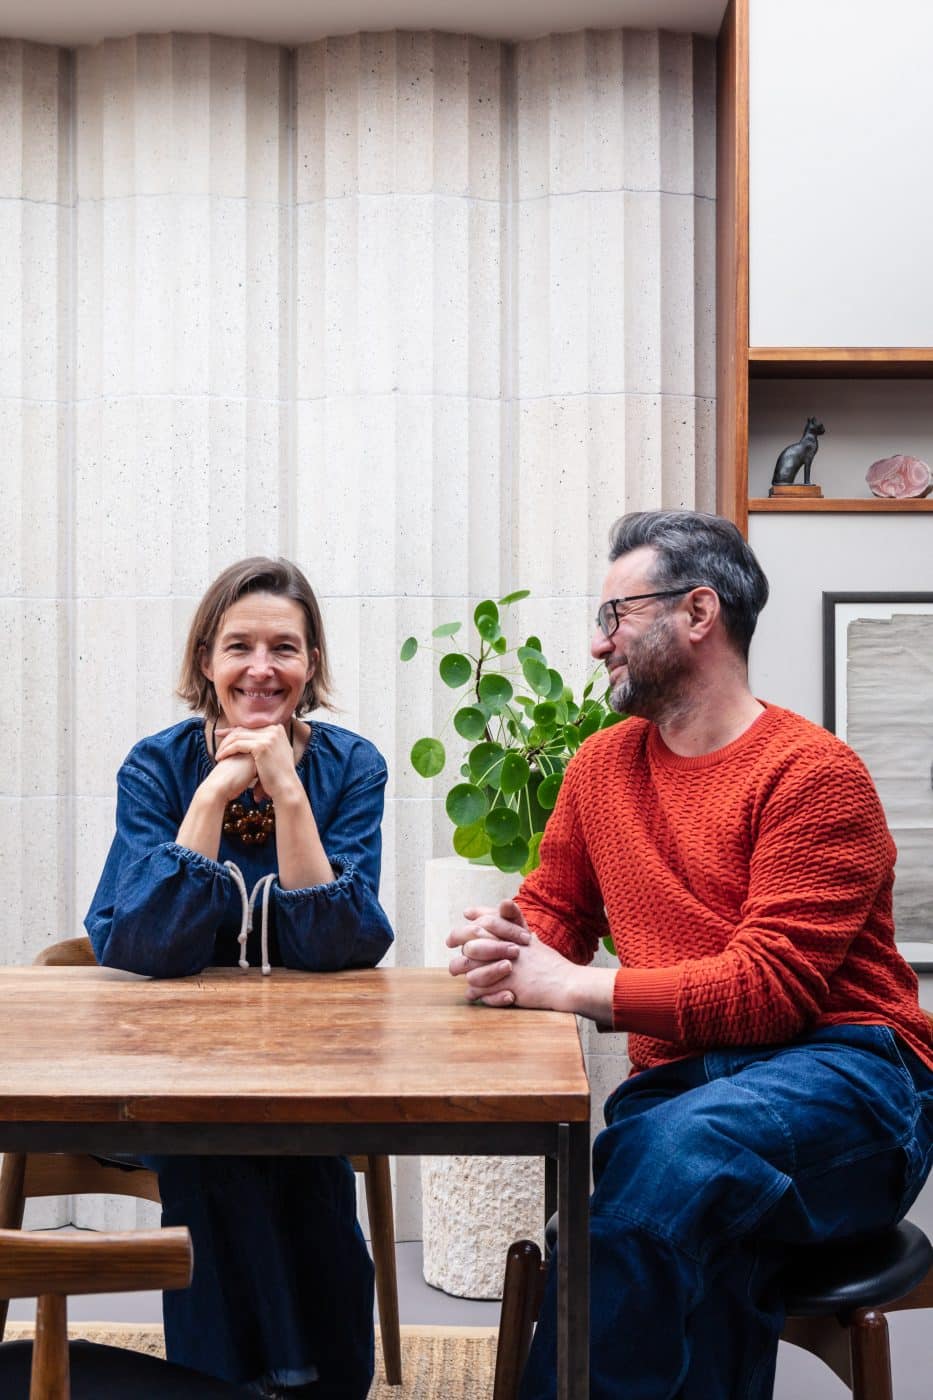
[{"x1": 520, "y1": 1024, "x2": 933, "y2": 1400}]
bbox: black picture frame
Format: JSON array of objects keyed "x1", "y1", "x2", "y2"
[
  {"x1": 822, "y1": 591, "x2": 933, "y2": 969},
  {"x1": 822, "y1": 591, "x2": 933, "y2": 734}
]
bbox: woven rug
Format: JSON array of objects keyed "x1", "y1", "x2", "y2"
[{"x1": 4, "y1": 1322, "x2": 499, "y2": 1398}]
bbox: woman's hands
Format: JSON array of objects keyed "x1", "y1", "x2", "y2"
[
  {"x1": 177, "y1": 721, "x2": 301, "y2": 863},
  {"x1": 213, "y1": 723, "x2": 302, "y2": 803}
]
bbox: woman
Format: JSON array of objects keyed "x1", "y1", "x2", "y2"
[{"x1": 86, "y1": 557, "x2": 394, "y2": 1399}]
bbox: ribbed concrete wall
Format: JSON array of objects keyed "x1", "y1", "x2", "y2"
[{"x1": 0, "y1": 28, "x2": 716, "y2": 1235}]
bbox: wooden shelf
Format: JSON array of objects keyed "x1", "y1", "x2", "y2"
[
  {"x1": 750, "y1": 497, "x2": 933, "y2": 513},
  {"x1": 749, "y1": 348, "x2": 933, "y2": 379}
]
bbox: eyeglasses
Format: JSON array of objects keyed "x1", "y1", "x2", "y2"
[{"x1": 595, "y1": 586, "x2": 702, "y2": 640}]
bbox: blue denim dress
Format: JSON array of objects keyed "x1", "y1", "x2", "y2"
[{"x1": 86, "y1": 717, "x2": 395, "y2": 1395}]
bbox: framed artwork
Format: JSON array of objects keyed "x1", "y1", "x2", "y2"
[{"x1": 822, "y1": 592, "x2": 933, "y2": 964}]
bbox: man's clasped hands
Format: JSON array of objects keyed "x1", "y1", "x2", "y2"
[{"x1": 447, "y1": 899, "x2": 579, "y2": 1014}]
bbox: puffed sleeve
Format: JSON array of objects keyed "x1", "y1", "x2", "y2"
[
  {"x1": 271, "y1": 759, "x2": 394, "y2": 970},
  {"x1": 85, "y1": 760, "x2": 236, "y2": 978}
]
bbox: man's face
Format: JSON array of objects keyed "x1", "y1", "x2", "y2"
[{"x1": 590, "y1": 546, "x2": 691, "y2": 721}]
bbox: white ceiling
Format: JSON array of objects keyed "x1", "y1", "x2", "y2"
[{"x1": 0, "y1": 0, "x2": 728, "y2": 49}]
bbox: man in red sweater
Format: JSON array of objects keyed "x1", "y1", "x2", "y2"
[{"x1": 448, "y1": 510, "x2": 933, "y2": 1400}]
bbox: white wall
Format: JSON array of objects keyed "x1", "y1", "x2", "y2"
[
  {"x1": 0, "y1": 27, "x2": 716, "y2": 1236},
  {"x1": 749, "y1": 0, "x2": 933, "y2": 346},
  {"x1": 748, "y1": 514, "x2": 933, "y2": 722}
]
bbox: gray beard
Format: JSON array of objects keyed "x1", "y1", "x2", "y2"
[{"x1": 608, "y1": 615, "x2": 691, "y2": 725}]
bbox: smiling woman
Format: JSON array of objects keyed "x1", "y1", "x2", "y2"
[{"x1": 84, "y1": 556, "x2": 394, "y2": 1399}]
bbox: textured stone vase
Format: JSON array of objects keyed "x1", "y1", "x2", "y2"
[{"x1": 421, "y1": 856, "x2": 546, "y2": 1298}]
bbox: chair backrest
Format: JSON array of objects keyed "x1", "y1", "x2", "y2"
[
  {"x1": 32, "y1": 937, "x2": 97, "y2": 967},
  {"x1": 0, "y1": 1226, "x2": 191, "y2": 1400}
]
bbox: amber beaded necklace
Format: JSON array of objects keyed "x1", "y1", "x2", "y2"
[{"x1": 210, "y1": 719, "x2": 295, "y2": 848}]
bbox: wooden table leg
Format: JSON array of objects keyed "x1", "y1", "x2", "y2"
[{"x1": 557, "y1": 1121, "x2": 590, "y2": 1400}]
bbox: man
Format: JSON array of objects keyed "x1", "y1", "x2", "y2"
[{"x1": 448, "y1": 510, "x2": 933, "y2": 1400}]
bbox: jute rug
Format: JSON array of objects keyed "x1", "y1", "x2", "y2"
[{"x1": 3, "y1": 1322, "x2": 499, "y2": 1398}]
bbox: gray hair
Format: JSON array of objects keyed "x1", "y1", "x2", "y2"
[{"x1": 607, "y1": 510, "x2": 769, "y2": 658}]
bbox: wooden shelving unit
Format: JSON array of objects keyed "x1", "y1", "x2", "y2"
[
  {"x1": 750, "y1": 497, "x2": 933, "y2": 514},
  {"x1": 715, "y1": 1, "x2": 933, "y2": 532},
  {"x1": 749, "y1": 348, "x2": 933, "y2": 380}
]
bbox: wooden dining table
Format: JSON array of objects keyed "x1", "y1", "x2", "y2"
[{"x1": 0, "y1": 963, "x2": 590, "y2": 1397}]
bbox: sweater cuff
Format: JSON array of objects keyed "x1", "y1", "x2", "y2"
[{"x1": 612, "y1": 967, "x2": 680, "y2": 1039}]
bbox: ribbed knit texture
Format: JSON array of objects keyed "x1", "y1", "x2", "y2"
[{"x1": 516, "y1": 704, "x2": 933, "y2": 1072}]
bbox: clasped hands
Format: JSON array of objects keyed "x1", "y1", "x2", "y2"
[
  {"x1": 208, "y1": 723, "x2": 300, "y2": 805},
  {"x1": 447, "y1": 899, "x2": 575, "y2": 1012}
]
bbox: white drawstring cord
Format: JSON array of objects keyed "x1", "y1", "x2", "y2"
[
  {"x1": 224, "y1": 862, "x2": 275, "y2": 976},
  {"x1": 248, "y1": 873, "x2": 276, "y2": 977},
  {"x1": 224, "y1": 861, "x2": 250, "y2": 969}
]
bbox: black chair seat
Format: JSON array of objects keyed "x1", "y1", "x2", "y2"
[
  {"x1": 781, "y1": 1220, "x2": 933, "y2": 1316},
  {"x1": 542, "y1": 1211, "x2": 932, "y2": 1319},
  {"x1": 0, "y1": 1338, "x2": 246, "y2": 1397}
]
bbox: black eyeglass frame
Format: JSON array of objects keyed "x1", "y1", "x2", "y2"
[{"x1": 595, "y1": 586, "x2": 704, "y2": 640}]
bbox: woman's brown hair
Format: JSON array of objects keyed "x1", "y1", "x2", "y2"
[{"x1": 177, "y1": 557, "x2": 334, "y2": 720}]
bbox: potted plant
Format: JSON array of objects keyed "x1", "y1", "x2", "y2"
[
  {"x1": 401, "y1": 591, "x2": 623, "y2": 1297},
  {"x1": 401, "y1": 589, "x2": 623, "y2": 875}
]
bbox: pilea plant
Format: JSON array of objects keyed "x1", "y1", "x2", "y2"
[{"x1": 401, "y1": 590, "x2": 624, "y2": 875}]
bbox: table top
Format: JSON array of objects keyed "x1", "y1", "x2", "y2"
[{"x1": 0, "y1": 966, "x2": 589, "y2": 1127}]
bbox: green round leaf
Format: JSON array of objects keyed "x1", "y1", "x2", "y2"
[
  {"x1": 484, "y1": 807, "x2": 521, "y2": 845},
  {"x1": 546, "y1": 668, "x2": 565, "y2": 701},
  {"x1": 521, "y1": 657, "x2": 551, "y2": 696},
  {"x1": 468, "y1": 741, "x2": 506, "y2": 787},
  {"x1": 498, "y1": 589, "x2": 530, "y2": 606},
  {"x1": 491, "y1": 636, "x2": 508, "y2": 654},
  {"x1": 446, "y1": 783, "x2": 488, "y2": 826},
  {"x1": 525, "y1": 635, "x2": 542, "y2": 651},
  {"x1": 578, "y1": 708, "x2": 602, "y2": 740},
  {"x1": 473, "y1": 599, "x2": 499, "y2": 627},
  {"x1": 491, "y1": 836, "x2": 530, "y2": 873},
  {"x1": 500, "y1": 752, "x2": 531, "y2": 796},
  {"x1": 565, "y1": 723, "x2": 581, "y2": 752},
  {"x1": 538, "y1": 773, "x2": 563, "y2": 810},
  {"x1": 476, "y1": 613, "x2": 502, "y2": 643},
  {"x1": 518, "y1": 644, "x2": 546, "y2": 664},
  {"x1": 453, "y1": 819, "x2": 493, "y2": 860},
  {"x1": 400, "y1": 636, "x2": 418, "y2": 661},
  {"x1": 432, "y1": 621, "x2": 462, "y2": 638},
  {"x1": 478, "y1": 674, "x2": 513, "y2": 712},
  {"x1": 532, "y1": 702, "x2": 557, "y2": 725},
  {"x1": 439, "y1": 653, "x2": 473, "y2": 688},
  {"x1": 411, "y1": 737, "x2": 445, "y2": 778},
  {"x1": 601, "y1": 709, "x2": 627, "y2": 727},
  {"x1": 521, "y1": 830, "x2": 544, "y2": 875},
  {"x1": 453, "y1": 706, "x2": 488, "y2": 741}
]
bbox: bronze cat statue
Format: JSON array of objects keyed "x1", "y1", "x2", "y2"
[{"x1": 770, "y1": 416, "x2": 824, "y2": 493}]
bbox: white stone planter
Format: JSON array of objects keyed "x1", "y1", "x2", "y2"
[{"x1": 421, "y1": 856, "x2": 545, "y2": 1299}]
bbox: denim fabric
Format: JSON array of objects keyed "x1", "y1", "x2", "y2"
[
  {"x1": 520, "y1": 1024, "x2": 933, "y2": 1400},
  {"x1": 85, "y1": 717, "x2": 394, "y2": 976},
  {"x1": 85, "y1": 717, "x2": 393, "y2": 1392},
  {"x1": 144, "y1": 1152, "x2": 375, "y2": 1395}
]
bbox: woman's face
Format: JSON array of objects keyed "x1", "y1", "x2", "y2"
[{"x1": 201, "y1": 591, "x2": 317, "y2": 729}]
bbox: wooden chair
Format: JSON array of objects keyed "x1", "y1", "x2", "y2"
[
  {"x1": 0, "y1": 1224, "x2": 244, "y2": 1397},
  {"x1": 0, "y1": 935, "x2": 403, "y2": 1386}
]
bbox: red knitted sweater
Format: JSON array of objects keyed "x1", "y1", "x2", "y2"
[{"x1": 515, "y1": 704, "x2": 933, "y2": 1073}]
